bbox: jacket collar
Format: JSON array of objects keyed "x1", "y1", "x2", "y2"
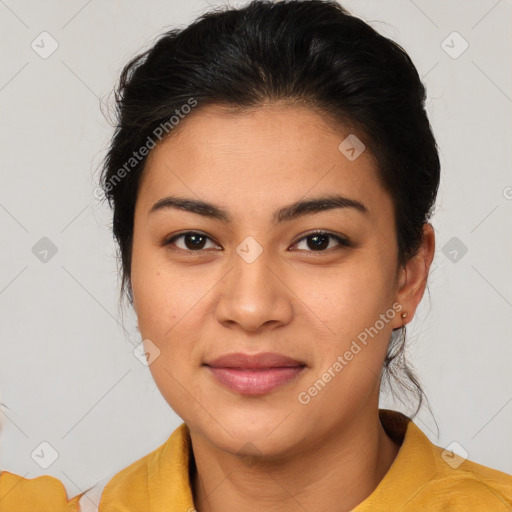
[{"x1": 100, "y1": 408, "x2": 437, "y2": 511}]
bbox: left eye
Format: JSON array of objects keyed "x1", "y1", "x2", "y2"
[{"x1": 293, "y1": 231, "x2": 351, "y2": 252}]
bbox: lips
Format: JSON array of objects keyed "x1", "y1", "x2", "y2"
[
  {"x1": 204, "y1": 352, "x2": 306, "y2": 395},
  {"x1": 205, "y1": 352, "x2": 305, "y2": 369}
]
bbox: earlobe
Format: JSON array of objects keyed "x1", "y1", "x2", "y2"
[{"x1": 394, "y1": 223, "x2": 436, "y2": 327}]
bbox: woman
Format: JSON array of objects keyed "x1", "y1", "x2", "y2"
[{"x1": 1, "y1": 1, "x2": 510, "y2": 510}]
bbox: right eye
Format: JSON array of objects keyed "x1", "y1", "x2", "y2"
[{"x1": 163, "y1": 231, "x2": 221, "y2": 252}]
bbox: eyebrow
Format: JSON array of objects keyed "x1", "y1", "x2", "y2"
[{"x1": 148, "y1": 194, "x2": 369, "y2": 224}]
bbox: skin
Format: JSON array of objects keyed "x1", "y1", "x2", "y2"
[{"x1": 130, "y1": 102, "x2": 435, "y2": 512}]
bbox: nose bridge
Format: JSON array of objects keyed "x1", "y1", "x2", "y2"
[
  {"x1": 215, "y1": 235, "x2": 293, "y2": 330},
  {"x1": 230, "y1": 235, "x2": 277, "y2": 302}
]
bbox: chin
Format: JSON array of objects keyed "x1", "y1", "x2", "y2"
[{"x1": 190, "y1": 406, "x2": 303, "y2": 458}]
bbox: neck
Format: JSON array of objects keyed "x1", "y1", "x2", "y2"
[{"x1": 190, "y1": 409, "x2": 401, "y2": 512}]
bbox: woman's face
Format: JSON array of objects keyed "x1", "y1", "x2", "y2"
[{"x1": 131, "y1": 103, "x2": 423, "y2": 457}]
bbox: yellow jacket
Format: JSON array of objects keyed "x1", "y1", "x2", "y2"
[{"x1": 1, "y1": 409, "x2": 511, "y2": 511}]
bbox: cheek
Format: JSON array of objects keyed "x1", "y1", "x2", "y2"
[
  {"x1": 132, "y1": 265, "x2": 206, "y2": 418},
  {"x1": 318, "y1": 260, "x2": 393, "y2": 330},
  {"x1": 131, "y1": 242, "x2": 197, "y2": 336},
  {"x1": 131, "y1": 247, "x2": 213, "y2": 389},
  {"x1": 307, "y1": 258, "x2": 396, "y2": 374}
]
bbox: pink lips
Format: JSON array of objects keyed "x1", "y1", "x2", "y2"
[{"x1": 204, "y1": 352, "x2": 306, "y2": 395}]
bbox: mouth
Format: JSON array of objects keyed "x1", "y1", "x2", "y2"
[
  {"x1": 205, "y1": 366, "x2": 306, "y2": 395},
  {"x1": 203, "y1": 352, "x2": 306, "y2": 395}
]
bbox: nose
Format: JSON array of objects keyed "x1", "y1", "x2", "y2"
[{"x1": 215, "y1": 242, "x2": 294, "y2": 333}]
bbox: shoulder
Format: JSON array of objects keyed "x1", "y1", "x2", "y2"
[
  {"x1": 0, "y1": 423, "x2": 189, "y2": 512},
  {"x1": 0, "y1": 470, "x2": 83, "y2": 511},
  {"x1": 79, "y1": 424, "x2": 189, "y2": 510},
  {"x1": 412, "y1": 420, "x2": 512, "y2": 509},
  {"x1": 405, "y1": 412, "x2": 512, "y2": 506},
  {"x1": 364, "y1": 410, "x2": 512, "y2": 511},
  {"x1": 0, "y1": 442, "x2": 161, "y2": 512},
  {"x1": 90, "y1": 422, "x2": 192, "y2": 510},
  {"x1": 79, "y1": 450, "x2": 154, "y2": 511},
  {"x1": 0, "y1": 445, "x2": 164, "y2": 512},
  {"x1": 424, "y1": 445, "x2": 512, "y2": 509}
]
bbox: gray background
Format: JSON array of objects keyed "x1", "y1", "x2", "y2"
[{"x1": 1, "y1": 0, "x2": 511, "y2": 499}]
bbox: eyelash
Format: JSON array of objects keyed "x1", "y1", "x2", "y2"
[{"x1": 162, "y1": 230, "x2": 352, "y2": 255}]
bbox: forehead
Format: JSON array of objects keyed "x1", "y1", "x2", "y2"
[{"x1": 137, "y1": 103, "x2": 391, "y2": 223}]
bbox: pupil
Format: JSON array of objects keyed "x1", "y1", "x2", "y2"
[
  {"x1": 309, "y1": 234, "x2": 329, "y2": 250},
  {"x1": 186, "y1": 234, "x2": 206, "y2": 250}
]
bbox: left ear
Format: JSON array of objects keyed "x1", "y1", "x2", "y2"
[{"x1": 393, "y1": 223, "x2": 435, "y2": 328}]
